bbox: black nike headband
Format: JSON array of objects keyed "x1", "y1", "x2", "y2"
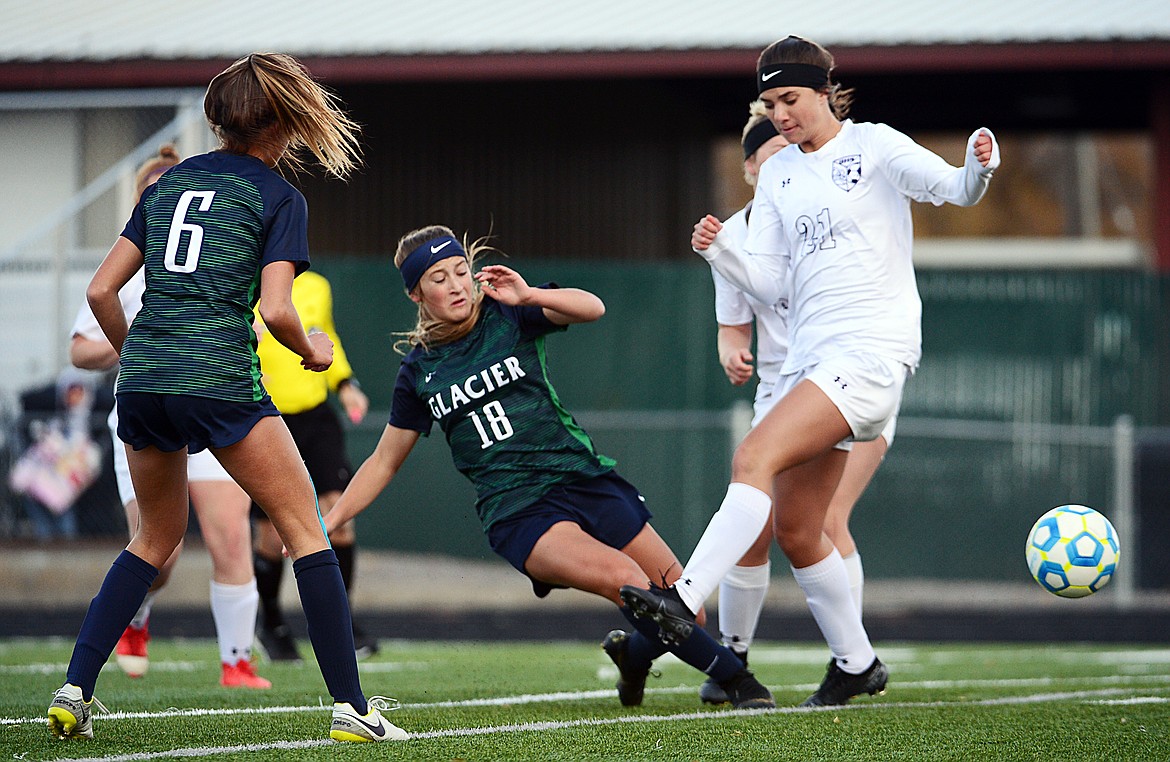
[
  {"x1": 757, "y1": 63, "x2": 830, "y2": 94},
  {"x1": 742, "y1": 119, "x2": 780, "y2": 160}
]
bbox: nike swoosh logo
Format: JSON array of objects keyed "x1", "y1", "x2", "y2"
[
  {"x1": 761, "y1": 70, "x2": 781, "y2": 81},
  {"x1": 353, "y1": 714, "x2": 387, "y2": 738},
  {"x1": 425, "y1": 372, "x2": 434, "y2": 382},
  {"x1": 430, "y1": 240, "x2": 452, "y2": 254}
]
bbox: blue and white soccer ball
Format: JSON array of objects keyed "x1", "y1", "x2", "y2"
[{"x1": 1025, "y1": 504, "x2": 1119, "y2": 598}]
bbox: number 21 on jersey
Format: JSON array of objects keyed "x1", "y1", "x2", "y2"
[
  {"x1": 795, "y1": 207, "x2": 837, "y2": 259},
  {"x1": 164, "y1": 190, "x2": 216, "y2": 273}
]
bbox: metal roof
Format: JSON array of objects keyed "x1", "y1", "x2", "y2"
[{"x1": 3, "y1": 0, "x2": 1169, "y2": 63}]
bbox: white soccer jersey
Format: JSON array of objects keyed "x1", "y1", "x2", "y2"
[
  {"x1": 71, "y1": 267, "x2": 232, "y2": 500},
  {"x1": 742, "y1": 120, "x2": 996, "y2": 374},
  {"x1": 710, "y1": 206, "x2": 789, "y2": 386},
  {"x1": 70, "y1": 268, "x2": 146, "y2": 341}
]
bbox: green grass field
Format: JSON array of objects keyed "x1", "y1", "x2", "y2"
[{"x1": 2, "y1": 637, "x2": 1167, "y2": 761}]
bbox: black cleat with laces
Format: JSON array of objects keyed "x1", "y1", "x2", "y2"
[
  {"x1": 618, "y1": 584, "x2": 697, "y2": 646},
  {"x1": 801, "y1": 657, "x2": 888, "y2": 707},
  {"x1": 601, "y1": 629, "x2": 651, "y2": 707},
  {"x1": 718, "y1": 668, "x2": 775, "y2": 709},
  {"x1": 699, "y1": 647, "x2": 747, "y2": 705}
]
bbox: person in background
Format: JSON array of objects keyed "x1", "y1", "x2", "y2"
[
  {"x1": 251, "y1": 269, "x2": 378, "y2": 662},
  {"x1": 625, "y1": 34, "x2": 998, "y2": 708},
  {"x1": 69, "y1": 145, "x2": 271, "y2": 689},
  {"x1": 321, "y1": 225, "x2": 775, "y2": 710},
  {"x1": 9, "y1": 369, "x2": 102, "y2": 541},
  {"x1": 48, "y1": 52, "x2": 406, "y2": 743},
  {"x1": 695, "y1": 102, "x2": 893, "y2": 705}
]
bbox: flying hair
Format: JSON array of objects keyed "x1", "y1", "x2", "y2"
[{"x1": 203, "y1": 52, "x2": 362, "y2": 179}]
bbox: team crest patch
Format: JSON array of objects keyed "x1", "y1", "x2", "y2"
[{"x1": 832, "y1": 155, "x2": 862, "y2": 191}]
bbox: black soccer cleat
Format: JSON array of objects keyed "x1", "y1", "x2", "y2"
[
  {"x1": 619, "y1": 584, "x2": 696, "y2": 646},
  {"x1": 699, "y1": 648, "x2": 747, "y2": 705},
  {"x1": 256, "y1": 623, "x2": 302, "y2": 664},
  {"x1": 800, "y1": 657, "x2": 889, "y2": 707},
  {"x1": 718, "y1": 668, "x2": 775, "y2": 709},
  {"x1": 601, "y1": 629, "x2": 651, "y2": 707}
]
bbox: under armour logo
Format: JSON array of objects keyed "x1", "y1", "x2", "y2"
[
  {"x1": 781, "y1": 178, "x2": 791, "y2": 188},
  {"x1": 834, "y1": 376, "x2": 848, "y2": 390}
]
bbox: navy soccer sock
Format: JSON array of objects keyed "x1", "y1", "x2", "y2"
[
  {"x1": 619, "y1": 606, "x2": 669, "y2": 668},
  {"x1": 67, "y1": 550, "x2": 159, "y2": 699},
  {"x1": 622, "y1": 604, "x2": 744, "y2": 683},
  {"x1": 292, "y1": 549, "x2": 366, "y2": 714}
]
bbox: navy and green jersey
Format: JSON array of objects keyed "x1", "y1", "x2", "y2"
[
  {"x1": 116, "y1": 151, "x2": 310, "y2": 402},
  {"x1": 390, "y1": 291, "x2": 615, "y2": 531}
]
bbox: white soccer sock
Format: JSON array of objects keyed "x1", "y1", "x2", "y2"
[
  {"x1": 210, "y1": 579, "x2": 260, "y2": 665},
  {"x1": 676, "y1": 483, "x2": 772, "y2": 613},
  {"x1": 841, "y1": 551, "x2": 864, "y2": 615},
  {"x1": 717, "y1": 562, "x2": 771, "y2": 654},
  {"x1": 130, "y1": 590, "x2": 158, "y2": 629},
  {"x1": 791, "y1": 548, "x2": 875, "y2": 674}
]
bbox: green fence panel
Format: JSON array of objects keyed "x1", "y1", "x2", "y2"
[{"x1": 316, "y1": 258, "x2": 1166, "y2": 581}]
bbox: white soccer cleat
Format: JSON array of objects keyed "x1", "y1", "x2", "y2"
[
  {"x1": 329, "y1": 696, "x2": 408, "y2": 742},
  {"x1": 47, "y1": 683, "x2": 107, "y2": 740}
]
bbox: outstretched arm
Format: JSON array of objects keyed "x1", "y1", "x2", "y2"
[
  {"x1": 258, "y1": 262, "x2": 333, "y2": 372},
  {"x1": 323, "y1": 424, "x2": 421, "y2": 536},
  {"x1": 86, "y1": 237, "x2": 144, "y2": 355},
  {"x1": 882, "y1": 126, "x2": 1000, "y2": 207},
  {"x1": 476, "y1": 264, "x2": 605, "y2": 325},
  {"x1": 692, "y1": 214, "x2": 788, "y2": 305}
]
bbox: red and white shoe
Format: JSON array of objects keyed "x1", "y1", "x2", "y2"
[
  {"x1": 220, "y1": 659, "x2": 272, "y2": 689},
  {"x1": 115, "y1": 624, "x2": 150, "y2": 678}
]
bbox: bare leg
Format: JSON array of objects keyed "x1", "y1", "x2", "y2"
[
  {"x1": 211, "y1": 417, "x2": 326, "y2": 560},
  {"x1": 189, "y1": 480, "x2": 254, "y2": 585}
]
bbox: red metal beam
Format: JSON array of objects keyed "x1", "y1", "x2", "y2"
[{"x1": 2, "y1": 41, "x2": 1169, "y2": 90}]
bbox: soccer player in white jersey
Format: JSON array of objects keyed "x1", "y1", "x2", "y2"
[
  {"x1": 623, "y1": 34, "x2": 999, "y2": 707},
  {"x1": 695, "y1": 102, "x2": 894, "y2": 705}
]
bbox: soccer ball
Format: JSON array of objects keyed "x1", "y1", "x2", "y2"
[{"x1": 1025, "y1": 504, "x2": 1119, "y2": 598}]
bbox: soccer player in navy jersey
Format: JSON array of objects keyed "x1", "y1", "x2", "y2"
[
  {"x1": 49, "y1": 53, "x2": 406, "y2": 743},
  {"x1": 70, "y1": 144, "x2": 270, "y2": 690},
  {"x1": 321, "y1": 224, "x2": 774, "y2": 710}
]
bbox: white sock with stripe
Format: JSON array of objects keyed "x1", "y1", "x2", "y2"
[
  {"x1": 676, "y1": 483, "x2": 772, "y2": 614},
  {"x1": 791, "y1": 548, "x2": 874, "y2": 674},
  {"x1": 210, "y1": 579, "x2": 259, "y2": 665},
  {"x1": 841, "y1": 550, "x2": 864, "y2": 615},
  {"x1": 717, "y1": 562, "x2": 771, "y2": 654}
]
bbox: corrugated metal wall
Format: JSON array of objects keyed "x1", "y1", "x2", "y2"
[{"x1": 298, "y1": 80, "x2": 724, "y2": 261}]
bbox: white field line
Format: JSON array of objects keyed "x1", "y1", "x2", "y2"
[
  {"x1": 44, "y1": 687, "x2": 1170, "y2": 762},
  {"x1": 0, "y1": 660, "x2": 426, "y2": 676},
  {"x1": 6, "y1": 672, "x2": 1170, "y2": 727}
]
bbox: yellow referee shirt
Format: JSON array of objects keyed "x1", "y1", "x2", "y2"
[{"x1": 255, "y1": 271, "x2": 355, "y2": 415}]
